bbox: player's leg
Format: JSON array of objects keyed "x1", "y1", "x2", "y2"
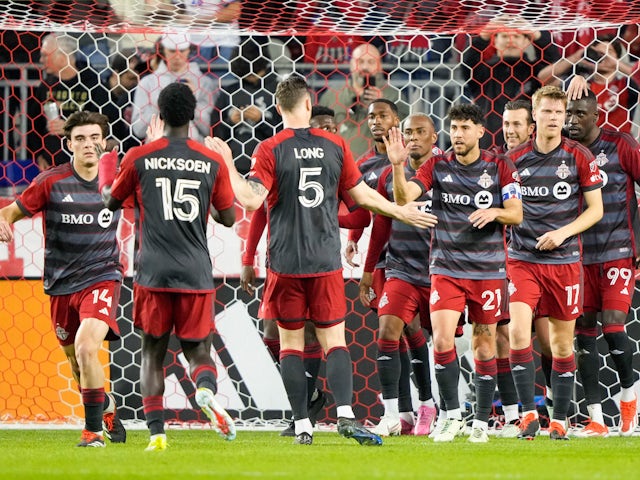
[
  {"x1": 602, "y1": 309, "x2": 637, "y2": 436},
  {"x1": 574, "y1": 312, "x2": 607, "y2": 436},
  {"x1": 263, "y1": 319, "x2": 281, "y2": 362},
  {"x1": 405, "y1": 315, "x2": 437, "y2": 436},
  {"x1": 303, "y1": 322, "x2": 326, "y2": 427},
  {"x1": 429, "y1": 275, "x2": 467, "y2": 442},
  {"x1": 547, "y1": 317, "x2": 576, "y2": 440},
  {"x1": 534, "y1": 316, "x2": 554, "y2": 420},
  {"x1": 496, "y1": 321, "x2": 520, "y2": 437},
  {"x1": 398, "y1": 339, "x2": 415, "y2": 433},
  {"x1": 373, "y1": 312, "x2": 405, "y2": 436},
  {"x1": 140, "y1": 331, "x2": 171, "y2": 449},
  {"x1": 181, "y1": 333, "x2": 236, "y2": 441},
  {"x1": 507, "y1": 260, "x2": 541, "y2": 439}
]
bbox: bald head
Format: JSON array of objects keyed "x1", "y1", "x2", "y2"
[{"x1": 350, "y1": 44, "x2": 382, "y2": 77}]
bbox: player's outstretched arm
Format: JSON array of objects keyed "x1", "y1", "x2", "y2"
[
  {"x1": 348, "y1": 181, "x2": 437, "y2": 228},
  {"x1": 0, "y1": 202, "x2": 25, "y2": 243},
  {"x1": 205, "y1": 136, "x2": 268, "y2": 211}
]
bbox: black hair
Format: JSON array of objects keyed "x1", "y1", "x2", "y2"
[
  {"x1": 64, "y1": 110, "x2": 109, "y2": 139},
  {"x1": 504, "y1": 99, "x2": 534, "y2": 124},
  {"x1": 370, "y1": 98, "x2": 399, "y2": 116},
  {"x1": 448, "y1": 103, "x2": 485, "y2": 126},
  {"x1": 158, "y1": 82, "x2": 196, "y2": 127},
  {"x1": 311, "y1": 105, "x2": 335, "y2": 118}
]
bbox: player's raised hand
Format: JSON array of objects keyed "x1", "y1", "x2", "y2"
[
  {"x1": 146, "y1": 114, "x2": 165, "y2": 142},
  {"x1": 205, "y1": 136, "x2": 235, "y2": 171},
  {"x1": 383, "y1": 127, "x2": 410, "y2": 166},
  {"x1": 97, "y1": 145, "x2": 119, "y2": 193}
]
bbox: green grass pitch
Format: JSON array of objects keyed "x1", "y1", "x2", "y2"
[{"x1": 1, "y1": 429, "x2": 639, "y2": 479}]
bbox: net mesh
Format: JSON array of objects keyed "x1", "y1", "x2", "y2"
[{"x1": 1, "y1": 0, "x2": 640, "y2": 431}]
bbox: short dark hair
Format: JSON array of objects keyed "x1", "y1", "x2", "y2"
[
  {"x1": 311, "y1": 105, "x2": 335, "y2": 118},
  {"x1": 504, "y1": 99, "x2": 534, "y2": 124},
  {"x1": 158, "y1": 82, "x2": 196, "y2": 127},
  {"x1": 63, "y1": 110, "x2": 109, "y2": 139},
  {"x1": 370, "y1": 98, "x2": 399, "y2": 116},
  {"x1": 448, "y1": 103, "x2": 485, "y2": 126},
  {"x1": 275, "y1": 75, "x2": 310, "y2": 112}
]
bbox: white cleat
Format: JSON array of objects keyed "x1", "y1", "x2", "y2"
[
  {"x1": 195, "y1": 388, "x2": 237, "y2": 441},
  {"x1": 372, "y1": 415, "x2": 402, "y2": 437},
  {"x1": 432, "y1": 418, "x2": 465, "y2": 442}
]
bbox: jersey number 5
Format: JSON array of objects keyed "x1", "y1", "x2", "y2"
[
  {"x1": 155, "y1": 178, "x2": 201, "y2": 222},
  {"x1": 298, "y1": 167, "x2": 324, "y2": 208}
]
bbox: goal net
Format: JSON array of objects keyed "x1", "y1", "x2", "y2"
[{"x1": 1, "y1": 0, "x2": 640, "y2": 431}]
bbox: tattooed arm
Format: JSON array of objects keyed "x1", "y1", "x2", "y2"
[{"x1": 205, "y1": 136, "x2": 269, "y2": 211}]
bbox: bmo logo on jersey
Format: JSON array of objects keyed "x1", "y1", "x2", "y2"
[
  {"x1": 474, "y1": 191, "x2": 493, "y2": 209},
  {"x1": 294, "y1": 147, "x2": 324, "y2": 159},
  {"x1": 60, "y1": 208, "x2": 113, "y2": 228},
  {"x1": 440, "y1": 192, "x2": 471, "y2": 205}
]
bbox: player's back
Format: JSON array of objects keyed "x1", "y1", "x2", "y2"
[{"x1": 123, "y1": 137, "x2": 233, "y2": 291}]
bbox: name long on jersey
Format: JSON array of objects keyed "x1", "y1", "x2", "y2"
[{"x1": 412, "y1": 150, "x2": 519, "y2": 280}]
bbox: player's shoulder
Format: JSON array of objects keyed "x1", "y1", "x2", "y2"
[
  {"x1": 561, "y1": 136, "x2": 594, "y2": 160},
  {"x1": 32, "y1": 162, "x2": 73, "y2": 186},
  {"x1": 601, "y1": 127, "x2": 640, "y2": 149},
  {"x1": 508, "y1": 140, "x2": 534, "y2": 159}
]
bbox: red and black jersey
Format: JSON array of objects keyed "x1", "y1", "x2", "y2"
[
  {"x1": 17, "y1": 162, "x2": 122, "y2": 295},
  {"x1": 249, "y1": 127, "x2": 362, "y2": 277},
  {"x1": 412, "y1": 150, "x2": 519, "y2": 280},
  {"x1": 582, "y1": 128, "x2": 640, "y2": 264},
  {"x1": 507, "y1": 138, "x2": 602, "y2": 264},
  {"x1": 110, "y1": 137, "x2": 234, "y2": 292}
]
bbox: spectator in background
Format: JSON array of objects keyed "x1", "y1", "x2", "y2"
[
  {"x1": 27, "y1": 33, "x2": 109, "y2": 169},
  {"x1": 131, "y1": 33, "x2": 217, "y2": 143},
  {"x1": 462, "y1": 18, "x2": 560, "y2": 149},
  {"x1": 211, "y1": 40, "x2": 280, "y2": 175},
  {"x1": 319, "y1": 43, "x2": 409, "y2": 160},
  {"x1": 143, "y1": 0, "x2": 240, "y2": 68},
  {"x1": 549, "y1": 34, "x2": 639, "y2": 134},
  {"x1": 101, "y1": 50, "x2": 144, "y2": 154}
]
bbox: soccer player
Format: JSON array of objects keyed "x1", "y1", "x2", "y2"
[
  {"x1": 391, "y1": 103, "x2": 523, "y2": 443},
  {"x1": 494, "y1": 100, "x2": 555, "y2": 437},
  {"x1": 361, "y1": 113, "x2": 439, "y2": 437},
  {"x1": 240, "y1": 105, "x2": 368, "y2": 437},
  {"x1": 206, "y1": 75, "x2": 436, "y2": 446},
  {"x1": 102, "y1": 82, "x2": 237, "y2": 451},
  {"x1": 566, "y1": 89, "x2": 639, "y2": 437},
  {"x1": 0, "y1": 111, "x2": 126, "y2": 447},
  {"x1": 506, "y1": 85, "x2": 603, "y2": 440}
]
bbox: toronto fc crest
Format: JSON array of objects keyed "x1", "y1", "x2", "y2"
[
  {"x1": 556, "y1": 161, "x2": 570, "y2": 180},
  {"x1": 477, "y1": 170, "x2": 494, "y2": 189}
]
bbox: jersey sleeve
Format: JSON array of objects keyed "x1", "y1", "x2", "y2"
[
  {"x1": 110, "y1": 152, "x2": 138, "y2": 203},
  {"x1": 410, "y1": 156, "x2": 435, "y2": 194},
  {"x1": 575, "y1": 144, "x2": 603, "y2": 191},
  {"x1": 618, "y1": 133, "x2": 640, "y2": 183},
  {"x1": 242, "y1": 204, "x2": 267, "y2": 266},
  {"x1": 363, "y1": 212, "x2": 391, "y2": 273},
  {"x1": 338, "y1": 138, "x2": 364, "y2": 192},
  {"x1": 211, "y1": 158, "x2": 235, "y2": 212},
  {"x1": 497, "y1": 156, "x2": 522, "y2": 202},
  {"x1": 16, "y1": 173, "x2": 50, "y2": 216}
]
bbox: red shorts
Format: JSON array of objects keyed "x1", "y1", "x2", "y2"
[
  {"x1": 508, "y1": 259, "x2": 583, "y2": 321},
  {"x1": 262, "y1": 270, "x2": 346, "y2": 330},
  {"x1": 133, "y1": 284, "x2": 215, "y2": 341},
  {"x1": 430, "y1": 274, "x2": 505, "y2": 325},
  {"x1": 583, "y1": 258, "x2": 635, "y2": 314},
  {"x1": 368, "y1": 268, "x2": 386, "y2": 311},
  {"x1": 50, "y1": 280, "x2": 121, "y2": 347},
  {"x1": 378, "y1": 277, "x2": 431, "y2": 327}
]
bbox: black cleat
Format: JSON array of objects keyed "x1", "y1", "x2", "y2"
[
  {"x1": 308, "y1": 390, "x2": 327, "y2": 426},
  {"x1": 293, "y1": 432, "x2": 313, "y2": 445},
  {"x1": 103, "y1": 396, "x2": 126, "y2": 444},
  {"x1": 337, "y1": 417, "x2": 382, "y2": 446},
  {"x1": 280, "y1": 420, "x2": 295, "y2": 437}
]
